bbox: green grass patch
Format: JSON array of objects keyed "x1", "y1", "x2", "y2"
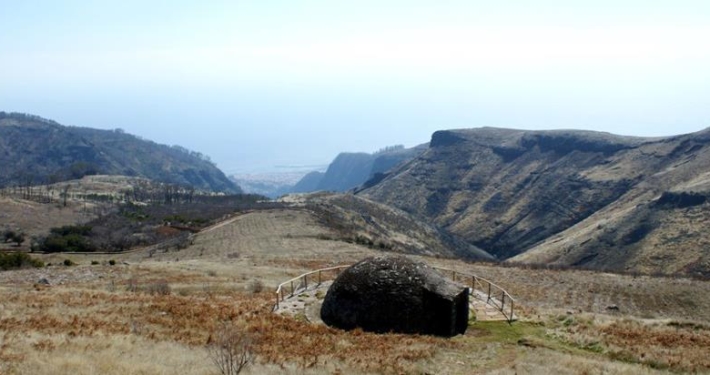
[{"x1": 472, "y1": 321, "x2": 545, "y2": 344}]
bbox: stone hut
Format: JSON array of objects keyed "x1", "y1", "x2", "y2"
[{"x1": 320, "y1": 255, "x2": 469, "y2": 337}]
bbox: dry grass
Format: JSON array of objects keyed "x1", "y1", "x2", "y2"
[
  {"x1": 0, "y1": 196, "x2": 99, "y2": 244},
  {"x1": 2, "y1": 207, "x2": 710, "y2": 374},
  {"x1": 0, "y1": 280, "x2": 452, "y2": 374},
  {"x1": 431, "y1": 258, "x2": 710, "y2": 322},
  {"x1": 549, "y1": 315, "x2": 710, "y2": 372}
]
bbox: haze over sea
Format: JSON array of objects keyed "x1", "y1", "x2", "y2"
[{"x1": 2, "y1": 1, "x2": 709, "y2": 174}]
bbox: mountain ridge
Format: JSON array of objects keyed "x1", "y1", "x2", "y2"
[
  {"x1": 0, "y1": 112, "x2": 240, "y2": 193},
  {"x1": 360, "y1": 126, "x2": 710, "y2": 276}
]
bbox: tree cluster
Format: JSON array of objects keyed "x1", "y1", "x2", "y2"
[
  {"x1": 0, "y1": 252, "x2": 44, "y2": 271},
  {"x1": 2, "y1": 230, "x2": 25, "y2": 247}
]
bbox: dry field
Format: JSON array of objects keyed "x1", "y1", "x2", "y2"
[
  {"x1": 0, "y1": 196, "x2": 100, "y2": 243},
  {"x1": 1, "y1": 208, "x2": 709, "y2": 374}
]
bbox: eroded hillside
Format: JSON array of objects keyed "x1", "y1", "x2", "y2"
[{"x1": 360, "y1": 127, "x2": 710, "y2": 276}]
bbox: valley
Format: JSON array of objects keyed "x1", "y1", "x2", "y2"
[
  {"x1": 2, "y1": 190, "x2": 710, "y2": 374},
  {"x1": 2, "y1": 117, "x2": 710, "y2": 374}
]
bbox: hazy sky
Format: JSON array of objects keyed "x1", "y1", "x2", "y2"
[{"x1": 2, "y1": 1, "x2": 709, "y2": 174}]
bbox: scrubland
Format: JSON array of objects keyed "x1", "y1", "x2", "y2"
[{"x1": 1, "y1": 209, "x2": 709, "y2": 374}]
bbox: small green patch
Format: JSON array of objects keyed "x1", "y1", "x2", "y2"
[
  {"x1": 583, "y1": 342, "x2": 604, "y2": 353},
  {"x1": 293, "y1": 313, "x2": 308, "y2": 322},
  {"x1": 468, "y1": 311, "x2": 477, "y2": 325},
  {"x1": 645, "y1": 359, "x2": 671, "y2": 370},
  {"x1": 608, "y1": 349, "x2": 638, "y2": 364},
  {"x1": 472, "y1": 321, "x2": 544, "y2": 344}
]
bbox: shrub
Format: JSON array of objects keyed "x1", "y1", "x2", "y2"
[
  {"x1": 91, "y1": 260, "x2": 100, "y2": 265},
  {"x1": 108, "y1": 259, "x2": 116, "y2": 266},
  {"x1": 50, "y1": 225, "x2": 93, "y2": 236},
  {"x1": 2, "y1": 231, "x2": 26, "y2": 246},
  {"x1": 63, "y1": 259, "x2": 75, "y2": 266},
  {"x1": 146, "y1": 280, "x2": 171, "y2": 296},
  {"x1": 207, "y1": 323, "x2": 254, "y2": 375},
  {"x1": 247, "y1": 279, "x2": 264, "y2": 294},
  {"x1": 11, "y1": 233, "x2": 25, "y2": 246},
  {"x1": 0, "y1": 252, "x2": 44, "y2": 270},
  {"x1": 38, "y1": 233, "x2": 96, "y2": 253},
  {"x1": 3, "y1": 230, "x2": 17, "y2": 243}
]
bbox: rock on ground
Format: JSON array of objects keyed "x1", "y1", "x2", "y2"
[{"x1": 320, "y1": 255, "x2": 468, "y2": 337}]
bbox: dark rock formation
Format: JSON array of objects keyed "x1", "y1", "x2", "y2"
[
  {"x1": 655, "y1": 191, "x2": 707, "y2": 209},
  {"x1": 321, "y1": 256, "x2": 469, "y2": 337}
]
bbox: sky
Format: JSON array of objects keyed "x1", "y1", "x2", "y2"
[{"x1": 1, "y1": 1, "x2": 710, "y2": 174}]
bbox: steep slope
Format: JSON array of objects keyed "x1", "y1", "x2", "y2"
[
  {"x1": 360, "y1": 127, "x2": 710, "y2": 276},
  {"x1": 291, "y1": 171, "x2": 325, "y2": 193},
  {"x1": 291, "y1": 145, "x2": 427, "y2": 193},
  {"x1": 287, "y1": 192, "x2": 493, "y2": 261},
  {"x1": 316, "y1": 152, "x2": 375, "y2": 191},
  {"x1": 0, "y1": 112, "x2": 240, "y2": 193}
]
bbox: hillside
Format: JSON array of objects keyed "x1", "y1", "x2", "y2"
[
  {"x1": 290, "y1": 171, "x2": 326, "y2": 193},
  {"x1": 291, "y1": 144, "x2": 427, "y2": 193},
  {"x1": 0, "y1": 112, "x2": 240, "y2": 193},
  {"x1": 360, "y1": 126, "x2": 710, "y2": 276},
  {"x1": 3, "y1": 203, "x2": 710, "y2": 374},
  {"x1": 284, "y1": 192, "x2": 493, "y2": 261}
]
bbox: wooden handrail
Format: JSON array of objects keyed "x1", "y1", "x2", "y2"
[
  {"x1": 433, "y1": 266, "x2": 516, "y2": 323},
  {"x1": 272, "y1": 264, "x2": 516, "y2": 323},
  {"x1": 273, "y1": 265, "x2": 351, "y2": 310}
]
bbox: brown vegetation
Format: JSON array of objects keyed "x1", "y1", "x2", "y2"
[{"x1": 1, "y1": 202, "x2": 709, "y2": 374}]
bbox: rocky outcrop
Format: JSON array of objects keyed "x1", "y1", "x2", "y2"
[{"x1": 321, "y1": 256, "x2": 469, "y2": 337}]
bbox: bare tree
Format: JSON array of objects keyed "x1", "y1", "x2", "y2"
[
  {"x1": 207, "y1": 323, "x2": 254, "y2": 375},
  {"x1": 61, "y1": 184, "x2": 70, "y2": 207}
]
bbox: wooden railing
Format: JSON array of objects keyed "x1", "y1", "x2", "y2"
[
  {"x1": 273, "y1": 264, "x2": 516, "y2": 323},
  {"x1": 273, "y1": 265, "x2": 350, "y2": 311},
  {"x1": 433, "y1": 267, "x2": 516, "y2": 323}
]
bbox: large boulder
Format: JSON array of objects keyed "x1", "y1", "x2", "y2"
[{"x1": 320, "y1": 256, "x2": 469, "y2": 337}]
